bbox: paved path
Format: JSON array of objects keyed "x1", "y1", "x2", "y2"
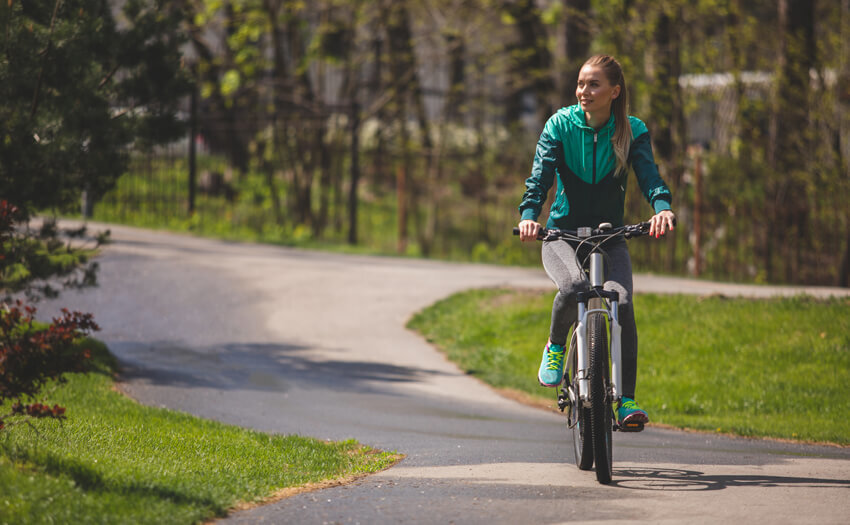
[{"x1": 43, "y1": 223, "x2": 850, "y2": 524}]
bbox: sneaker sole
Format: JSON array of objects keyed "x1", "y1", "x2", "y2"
[
  {"x1": 619, "y1": 411, "x2": 649, "y2": 425},
  {"x1": 537, "y1": 377, "x2": 561, "y2": 388}
]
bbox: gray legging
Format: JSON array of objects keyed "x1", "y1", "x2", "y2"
[{"x1": 541, "y1": 237, "x2": 638, "y2": 399}]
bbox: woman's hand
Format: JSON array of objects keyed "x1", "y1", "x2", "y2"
[
  {"x1": 649, "y1": 210, "x2": 676, "y2": 238},
  {"x1": 518, "y1": 220, "x2": 541, "y2": 242}
]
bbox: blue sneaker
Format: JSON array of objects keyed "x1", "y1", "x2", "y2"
[
  {"x1": 617, "y1": 397, "x2": 649, "y2": 429},
  {"x1": 538, "y1": 340, "x2": 566, "y2": 387}
]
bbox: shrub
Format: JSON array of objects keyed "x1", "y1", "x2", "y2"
[
  {"x1": 0, "y1": 200, "x2": 102, "y2": 431},
  {"x1": 0, "y1": 301, "x2": 100, "y2": 431}
]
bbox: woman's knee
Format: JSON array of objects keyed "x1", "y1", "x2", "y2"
[
  {"x1": 604, "y1": 281, "x2": 631, "y2": 307},
  {"x1": 558, "y1": 280, "x2": 587, "y2": 300},
  {"x1": 553, "y1": 282, "x2": 584, "y2": 310}
]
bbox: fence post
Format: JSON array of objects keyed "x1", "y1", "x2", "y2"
[
  {"x1": 188, "y1": 80, "x2": 198, "y2": 215},
  {"x1": 348, "y1": 101, "x2": 360, "y2": 245},
  {"x1": 693, "y1": 146, "x2": 702, "y2": 277},
  {"x1": 81, "y1": 184, "x2": 93, "y2": 219}
]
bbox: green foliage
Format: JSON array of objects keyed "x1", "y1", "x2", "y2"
[
  {"x1": 408, "y1": 288, "x2": 850, "y2": 444},
  {"x1": 0, "y1": 303, "x2": 99, "y2": 431},
  {"x1": 0, "y1": 0, "x2": 191, "y2": 215},
  {"x1": 37, "y1": 0, "x2": 848, "y2": 285},
  {"x1": 1, "y1": 201, "x2": 107, "y2": 433},
  {"x1": 1, "y1": 202, "x2": 104, "y2": 302},
  {"x1": 0, "y1": 340, "x2": 399, "y2": 524}
]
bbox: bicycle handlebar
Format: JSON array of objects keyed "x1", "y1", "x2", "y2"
[{"x1": 512, "y1": 222, "x2": 652, "y2": 242}]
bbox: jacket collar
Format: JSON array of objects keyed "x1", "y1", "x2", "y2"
[{"x1": 565, "y1": 104, "x2": 615, "y2": 134}]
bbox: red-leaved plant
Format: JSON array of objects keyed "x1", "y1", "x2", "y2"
[
  {"x1": 1, "y1": 199, "x2": 101, "y2": 431},
  {"x1": 0, "y1": 300, "x2": 99, "y2": 430}
]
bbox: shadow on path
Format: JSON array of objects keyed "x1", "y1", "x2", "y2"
[
  {"x1": 611, "y1": 467, "x2": 850, "y2": 491},
  {"x1": 115, "y1": 341, "x2": 452, "y2": 396}
]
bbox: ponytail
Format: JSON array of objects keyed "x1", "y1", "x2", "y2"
[{"x1": 582, "y1": 55, "x2": 632, "y2": 176}]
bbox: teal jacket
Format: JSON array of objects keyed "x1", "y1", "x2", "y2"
[{"x1": 519, "y1": 104, "x2": 672, "y2": 230}]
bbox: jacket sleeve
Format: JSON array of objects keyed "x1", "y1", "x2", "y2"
[
  {"x1": 519, "y1": 126, "x2": 562, "y2": 221},
  {"x1": 629, "y1": 131, "x2": 672, "y2": 214}
]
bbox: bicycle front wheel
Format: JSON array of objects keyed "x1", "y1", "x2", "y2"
[{"x1": 588, "y1": 309, "x2": 613, "y2": 484}]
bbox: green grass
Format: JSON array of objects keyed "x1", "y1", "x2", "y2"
[
  {"x1": 407, "y1": 289, "x2": 850, "y2": 445},
  {"x1": 0, "y1": 340, "x2": 400, "y2": 524}
]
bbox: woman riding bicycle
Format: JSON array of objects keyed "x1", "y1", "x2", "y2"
[{"x1": 517, "y1": 54, "x2": 676, "y2": 430}]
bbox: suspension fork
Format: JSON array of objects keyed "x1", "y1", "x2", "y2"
[{"x1": 575, "y1": 264, "x2": 623, "y2": 406}]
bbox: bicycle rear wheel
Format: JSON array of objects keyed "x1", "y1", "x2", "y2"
[
  {"x1": 588, "y1": 309, "x2": 613, "y2": 484},
  {"x1": 568, "y1": 334, "x2": 593, "y2": 470}
]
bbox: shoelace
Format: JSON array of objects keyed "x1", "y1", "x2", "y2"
[
  {"x1": 545, "y1": 347, "x2": 565, "y2": 371},
  {"x1": 620, "y1": 399, "x2": 641, "y2": 411}
]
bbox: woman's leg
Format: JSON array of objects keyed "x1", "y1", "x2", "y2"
[
  {"x1": 602, "y1": 239, "x2": 638, "y2": 399},
  {"x1": 541, "y1": 240, "x2": 588, "y2": 345},
  {"x1": 536, "y1": 240, "x2": 588, "y2": 386}
]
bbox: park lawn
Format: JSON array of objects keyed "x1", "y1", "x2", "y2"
[
  {"x1": 0, "y1": 340, "x2": 400, "y2": 524},
  {"x1": 407, "y1": 289, "x2": 850, "y2": 445}
]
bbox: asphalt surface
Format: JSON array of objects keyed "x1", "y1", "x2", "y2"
[{"x1": 39, "y1": 223, "x2": 850, "y2": 524}]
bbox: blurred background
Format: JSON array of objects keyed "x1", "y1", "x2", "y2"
[{"x1": 2, "y1": 0, "x2": 848, "y2": 286}]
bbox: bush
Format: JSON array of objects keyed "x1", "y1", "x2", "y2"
[
  {"x1": 0, "y1": 301, "x2": 100, "y2": 431},
  {"x1": 1, "y1": 200, "x2": 102, "y2": 431}
]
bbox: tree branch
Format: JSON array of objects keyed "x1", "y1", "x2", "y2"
[
  {"x1": 30, "y1": 0, "x2": 63, "y2": 122},
  {"x1": 98, "y1": 63, "x2": 120, "y2": 90}
]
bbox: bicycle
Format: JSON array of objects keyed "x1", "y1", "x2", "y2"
[{"x1": 513, "y1": 221, "x2": 651, "y2": 484}]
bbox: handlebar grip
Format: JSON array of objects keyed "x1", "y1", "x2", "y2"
[{"x1": 513, "y1": 227, "x2": 520, "y2": 236}]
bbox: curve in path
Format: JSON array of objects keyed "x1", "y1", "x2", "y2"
[{"x1": 42, "y1": 223, "x2": 850, "y2": 524}]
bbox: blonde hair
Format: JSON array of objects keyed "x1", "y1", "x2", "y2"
[{"x1": 582, "y1": 55, "x2": 632, "y2": 175}]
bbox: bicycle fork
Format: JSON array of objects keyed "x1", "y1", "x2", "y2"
[{"x1": 574, "y1": 252, "x2": 623, "y2": 409}]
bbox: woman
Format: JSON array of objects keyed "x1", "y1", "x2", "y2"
[{"x1": 517, "y1": 54, "x2": 676, "y2": 428}]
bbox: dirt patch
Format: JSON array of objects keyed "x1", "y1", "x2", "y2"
[{"x1": 214, "y1": 453, "x2": 406, "y2": 521}]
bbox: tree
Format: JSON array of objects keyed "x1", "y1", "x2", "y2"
[
  {"x1": 647, "y1": 1, "x2": 686, "y2": 272},
  {"x1": 501, "y1": 0, "x2": 555, "y2": 126},
  {"x1": 561, "y1": 0, "x2": 591, "y2": 102},
  {"x1": 767, "y1": 0, "x2": 816, "y2": 282},
  {"x1": 841, "y1": 0, "x2": 850, "y2": 287},
  {"x1": 0, "y1": 0, "x2": 192, "y2": 217}
]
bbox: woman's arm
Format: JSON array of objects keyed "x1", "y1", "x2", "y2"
[
  {"x1": 518, "y1": 124, "x2": 563, "y2": 242},
  {"x1": 519, "y1": 126, "x2": 562, "y2": 222},
  {"x1": 628, "y1": 129, "x2": 672, "y2": 215}
]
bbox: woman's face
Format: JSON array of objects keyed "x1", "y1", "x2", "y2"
[{"x1": 576, "y1": 65, "x2": 621, "y2": 116}]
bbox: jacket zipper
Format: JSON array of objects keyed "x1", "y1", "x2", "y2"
[{"x1": 592, "y1": 133, "x2": 598, "y2": 184}]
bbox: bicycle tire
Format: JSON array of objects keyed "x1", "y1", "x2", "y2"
[
  {"x1": 568, "y1": 334, "x2": 593, "y2": 470},
  {"x1": 588, "y1": 309, "x2": 613, "y2": 484}
]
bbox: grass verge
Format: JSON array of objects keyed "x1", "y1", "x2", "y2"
[
  {"x1": 0, "y1": 340, "x2": 401, "y2": 524},
  {"x1": 407, "y1": 288, "x2": 850, "y2": 445}
]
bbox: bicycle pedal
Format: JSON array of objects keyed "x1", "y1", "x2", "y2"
[
  {"x1": 557, "y1": 390, "x2": 569, "y2": 412},
  {"x1": 617, "y1": 421, "x2": 645, "y2": 432}
]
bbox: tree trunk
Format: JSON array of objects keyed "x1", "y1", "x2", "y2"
[
  {"x1": 397, "y1": 162, "x2": 408, "y2": 254},
  {"x1": 380, "y1": 1, "x2": 430, "y2": 253},
  {"x1": 840, "y1": 0, "x2": 850, "y2": 286},
  {"x1": 444, "y1": 31, "x2": 466, "y2": 119},
  {"x1": 502, "y1": 0, "x2": 555, "y2": 126},
  {"x1": 769, "y1": 0, "x2": 815, "y2": 283},
  {"x1": 650, "y1": 5, "x2": 685, "y2": 273},
  {"x1": 562, "y1": 0, "x2": 591, "y2": 103},
  {"x1": 348, "y1": 103, "x2": 361, "y2": 245}
]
